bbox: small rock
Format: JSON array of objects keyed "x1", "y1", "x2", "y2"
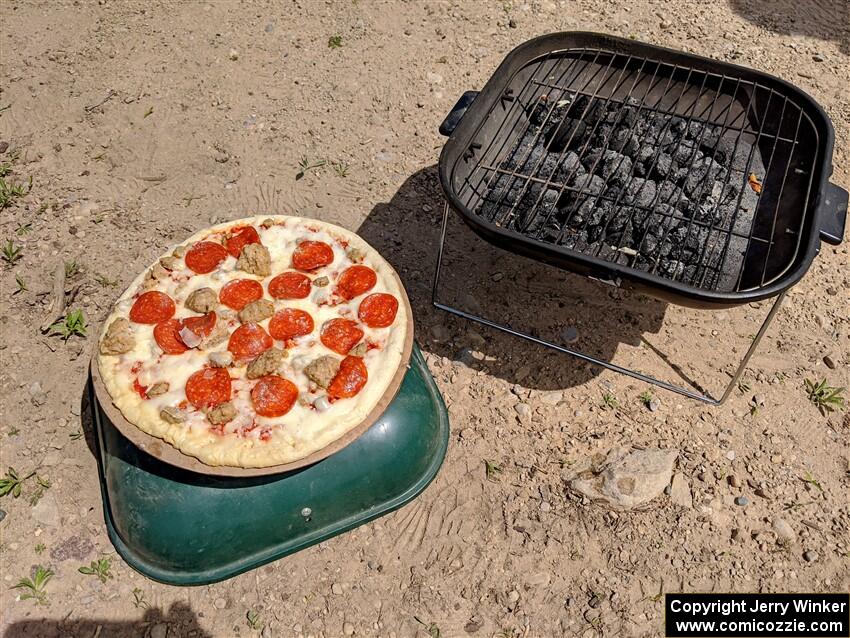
[
  {"x1": 0, "y1": 509, "x2": 6, "y2": 523},
  {"x1": 29, "y1": 382, "x2": 48, "y2": 407},
  {"x1": 754, "y1": 487, "x2": 769, "y2": 499},
  {"x1": 228, "y1": 48, "x2": 239, "y2": 61},
  {"x1": 772, "y1": 518, "x2": 795, "y2": 543},
  {"x1": 539, "y1": 501, "x2": 552, "y2": 512},
  {"x1": 734, "y1": 496, "x2": 749, "y2": 507},
  {"x1": 725, "y1": 451, "x2": 736, "y2": 461},
  {"x1": 731, "y1": 528, "x2": 741, "y2": 541},
  {"x1": 812, "y1": 53, "x2": 824, "y2": 62},
  {"x1": 343, "y1": 621, "x2": 355, "y2": 636},
  {"x1": 264, "y1": 23, "x2": 274, "y2": 33},
  {"x1": 669, "y1": 473, "x2": 693, "y2": 508},
  {"x1": 803, "y1": 550, "x2": 818, "y2": 562},
  {"x1": 214, "y1": 597, "x2": 227, "y2": 609},
  {"x1": 41, "y1": 450, "x2": 62, "y2": 467},
  {"x1": 588, "y1": 594, "x2": 601, "y2": 608},
  {"x1": 752, "y1": 394, "x2": 765, "y2": 406},
  {"x1": 647, "y1": 398, "x2": 660, "y2": 412},
  {"x1": 50, "y1": 534, "x2": 93, "y2": 561},
  {"x1": 31, "y1": 494, "x2": 60, "y2": 527},
  {"x1": 508, "y1": 18, "x2": 517, "y2": 28},
  {"x1": 464, "y1": 617, "x2": 483, "y2": 633},
  {"x1": 431, "y1": 323, "x2": 450, "y2": 342},
  {"x1": 150, "y1": 624, "x2": 168, "y2": 638},
  {"x1": 332, "y1": 583, "x2": 343, "y2": 595},
  {"x1": 823, "y1": 354, "x2": 836, "y2": 369},
  {"x1": 0, "y1": 141, "x2": 9, "y2": 153},
  {"x1": 508, "y1": 590, "x2": 520, "y2": 604},
  {"x1": 770, "y1": 454, "x2": 783, "y2": 464},
  {"x1": 728, "y1": 475, "x2": 742, "y2": 488},
  {"x1": 562, "y1": 326, "x2": 579, "y2": 344},
  {"x1": 569, "y1": 447, "x2": 678, "y2": 510},
  {"x1": 514, "y1": 403, "x2": 531, "y2": 417},
  {"x1": 526, "y1": 571, "x2": 551, "y2": 587}
]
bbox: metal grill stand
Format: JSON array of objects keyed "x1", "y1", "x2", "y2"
[{"x1": 432, "y1": 202, "x2": 785, "y2": 405}]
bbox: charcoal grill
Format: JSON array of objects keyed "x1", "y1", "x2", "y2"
[{"x1": 435, "y1": 32, "x2": 847, "y2": 404}]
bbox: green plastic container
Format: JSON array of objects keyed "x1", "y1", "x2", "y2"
[{"x1": 91, "y1": 345, "x2": 448, "y2": 586}]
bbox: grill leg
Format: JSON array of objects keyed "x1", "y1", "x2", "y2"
[{"x1": 431, "y1": 201, "x2": 785, "y2": 406}]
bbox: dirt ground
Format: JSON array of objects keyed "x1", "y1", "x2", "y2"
[{"x1": 1, "y1": 1, "x2": 848, "y2": 637}]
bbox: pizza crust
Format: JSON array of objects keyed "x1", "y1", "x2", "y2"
[{"x1": 96, "y1": 216, "x2": 411, "y2": 468}]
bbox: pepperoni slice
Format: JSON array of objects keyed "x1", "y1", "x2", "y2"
[
  {"x1": 292, "y1": 240, "x2": 334, "y2": 272},
  {"x1": 336, "y1": 265, "x2": 377, "y2": 300},
  {"x1": 185, "y1": 241, "x2": 228, "y2": 274},
  {"x1": 154, "y1": 319, "x2": 189, "y2": 354},
  {"x1": 129, "y1": 291, "x2": 176, "y2": 324},
  {"x1": 225, "y1": 226, "x2": 261, "y2": 258},
  {"x1": 327, "y1": 356, "x2": 368, "y2": 399},
  {"x1": 227, "y1": 323, "x2": 273, "y2": 361},
  {"x1": 181, "y1": 311, "x2": 217, "y2": 338},
  {"x1": 185, "y1": 367, "x2": 232, "y2": 409},
  {"x1": 250, "y1": 375, "x2": 298, "y2": 417},
  {"x1": 268, "y1": 271, "x2": 311, "y2": 299},
  {"x1": 320, "y1": 318, "x2": 364, "y2": 355},
  {"x1": 219, "y1": 279, "x2": 264, "y2": 310},
  {"x1": 268, "y1": 309, "x2": 314, "y2": 341},
  {"x1": 358, "y1": 293, "x2": 399, "y2": 328}
]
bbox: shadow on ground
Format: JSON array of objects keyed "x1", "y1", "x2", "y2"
[
  {"x1": 357, "y1": 165, "x2": 670, "y2": 392},
  {"x1": 728, "y1": 0, "x2": 850, "y2": 53},
  {"x1": 4, "y1": 602, "x2": 212, "y2": 638}
]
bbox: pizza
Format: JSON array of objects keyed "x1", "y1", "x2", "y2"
[{"x1": 96, "y1": 215, "x2": 411, "y2": 468}]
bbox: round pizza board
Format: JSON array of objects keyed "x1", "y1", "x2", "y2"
[{"x1": 91, "y1": 275, "x2": 414, "y2": 479}]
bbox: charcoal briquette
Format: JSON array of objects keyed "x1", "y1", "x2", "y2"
[
  {"x1": 569, "y1": 172, "x2": 606, "y2": 196},
  {"x1": 684, "y1": 156, "x2": 724, "y2": 197},
  {"x1": 651, "y1": 152, "x2": 674, "y2": 180},
  {"x1": 600, "y1": 151, "x2": 633, "y2": 185},
  {"x1": 623, "y1": 177, "x2": 657, "y2": 208}
]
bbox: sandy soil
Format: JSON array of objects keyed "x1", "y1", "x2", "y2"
[{"x1": 1, "y1": 1, "x2": 848, "y2": 637}]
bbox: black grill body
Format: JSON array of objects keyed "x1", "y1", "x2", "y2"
[{"x1": 438, "y1": 32, "x2": 846, "y2": 308}]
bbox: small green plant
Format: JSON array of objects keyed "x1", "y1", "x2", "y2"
[
  {"x1": 49, "y1": 309, "x2": 87, "y2": 341},
  {"x1": 496, "y1": 629, "x2": 519, "y2": 638},
  {"x1": 28, "y1": 476, "x2": 50, "y2": 506},
  {"x1": 2, "y1": 239, "x2": 23, "y2": 264},
  {"x1": 601, "y1": 392, "x2": 618, "y2": 409},
  {"x1": 132, "y1": 587, "x2": 149, "y2": 609},
  {"x1": 78, "y1": 558, "x2": 113, "y2": 583},
  {"x1": 12, "y1": 566, "x2": 53, "y2": 605},
  {"x1": 7, "y1": 427, "x2": 20, "y2": 437},
  {"x1": 34, "y1": 543, "x2": 46, "y2": 555},
  {"x1": 94, "y1": 273, "x2": 118, "y2": 287},
  {"x1": 13, "y1": 274, "x2": 27, "y2": 294},
  {"x1": 0, "y1": 175, "x2": 31, "y2": 209},
  {"x1": 295, "y1": 157, "x2": 326, "y2": 180},
  {"x1": 64, "y1": 259, "x2": 80, "y2": 278},
  {"x1": 331, "y1": 160, "x2": 350, "y2": 177},
  {"x1": 69, "y1": 429, "x2": 84, "y2": 441},
  {"x1": 328, "y1": 34, "x2": 343, "y2": 49},
  {"x1": 143, "y1": 106, "x2": 154, "y2": 118},
  {"x1": 805, "y1": 378, "x2": 845, "y2": 415},
  {"x1": 801, "y1": 472, "x2": 823, "y2": 493},
  {"x1": 484, "y1": 459, "x2": 502, "y2": 481},
  {"x1": 246, "y1": 609, "x2": 263, "y2": 631},
  {"x1": 15, "y1": 222, "x2": 32, "y2": 235},
  {"x1": 737, "y1": 379, "x2": 751, "y2": 394},
  {"x1": 0, "y1": 467, "x2": 35, "y2": 498},
  {"x1": 414, "y1": 617, "x2": 441, "y2": 638},
  {"x1": 639, "y1": 390, "x2": 653, "y2": 407}
]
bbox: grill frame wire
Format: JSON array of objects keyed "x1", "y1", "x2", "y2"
[{"x1": 434, "y1": 33, "x2": 846, "y2": 403}]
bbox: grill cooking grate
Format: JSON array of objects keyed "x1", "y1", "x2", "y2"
[{"x1": 455, "y1": 48, "x2": 819, "y2": 293}]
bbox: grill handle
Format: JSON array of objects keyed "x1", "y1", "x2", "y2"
[
  {"x1": 439, "y1": 91, "x2": 479, "y2": 137},
  {"x1": 819, "y1": 182, "x2": 847, "y2": 246}
]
